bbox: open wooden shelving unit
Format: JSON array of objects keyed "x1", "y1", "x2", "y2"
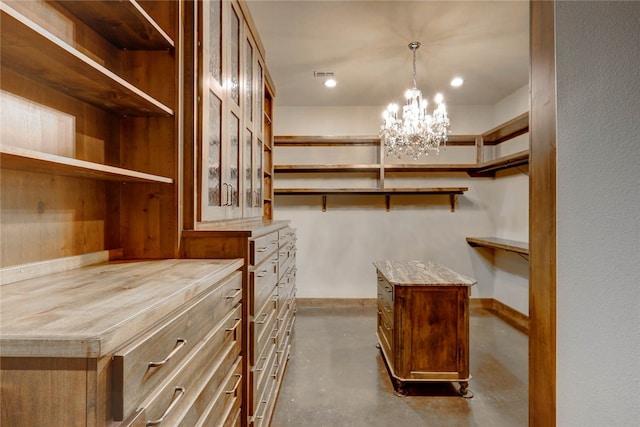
[{"x1": 0, "y1": 4, "x2": 173, "y2": 117}]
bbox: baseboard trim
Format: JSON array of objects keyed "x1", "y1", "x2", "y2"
[
  {"x1": 471, "y1": 298, "x2": 529, "y2": 334},
  {"x1": 296, "y1": 298, "x2": 377, "y2": 308}
]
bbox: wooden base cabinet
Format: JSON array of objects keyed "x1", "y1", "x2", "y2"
[
  {"x1": 0, "y1": 259, "x2": 244, "y2": 426},
  {"x1": 373, "y1": 260, "x2": 476, "y2": 397},
  {"x1": 181, "y1": 219, "x2": 297, "y2": 427}
]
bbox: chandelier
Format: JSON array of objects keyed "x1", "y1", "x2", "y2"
[{"x1": 380, "y1": 42, "x2": 450, "y2": 159}]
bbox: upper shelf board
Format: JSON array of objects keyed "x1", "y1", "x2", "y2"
[
  {"x1": 0, "y1": 4, "x2": 173, "y2": 117},
  {"x1": 482, "y1": 112, "x2": 529, "y2": 144},
  {"x1": 57, "y1": 0, "x2": 174, "y2": 50},
  {"x1": 466, "y1": 237, "x2": 529, "y2": 255},
  {"x1": 1, "y1": 145, "x2": 173, "y2": 184}
]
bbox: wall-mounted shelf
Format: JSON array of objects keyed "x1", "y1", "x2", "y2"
[
  {"x1": 274, "y1": 136, "x2": 379, "y2": 146},
  {"x1": 275, "y1": 187, "x2": 468, "y2": 212},
  {"x1": 1, "y1": 145, "x2": 173, "y2": 184},
  {"x1": 466, "y1": 237, "x2": 529, "y2": 255},
  {"x1": 481, "y1": 112, "x2": 529, "y2": 144},
  {"x1": 275, "y1": 164, "x2": 380, "y2": 173},
  {"x1": 0, "y1": 3, "x2": 173, "y2": 117},
  {"x1": 468, "y1": 150, "x2": 529, "y2": 177},
  {"x1": 57, "y1": 0, "x2": 174, "y2": 49}
]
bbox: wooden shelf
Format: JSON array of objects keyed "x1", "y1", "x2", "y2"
[
  {"x1": 385, "y1": 163, "x2": 476, "y2": 173},
  {"x1": 466, "y1": 237, "x2": 529, "y2": 255},
  {"x1": 0, "y1": 3, "x2": 173, "y2": 117},
  {"x1": 57, "y1": 0, "x2": 174, "y2": 50},
  {"x1": 274, "y1": 135, "x2": 379, "y2": 146},
  {"x1": 468, "y1": 150, "x2": 529, "y2": 177},
  {"x1": 275, "y1": 164, "x2": 380, "y2": 173},
  {"x1": 1, "y1": 145, "x2": 173, "y2": 184},
  {"x1": 275, "y1": 187, "x2": 468, "y2": 212},
  {"x1": 482, "y1": 112, "x2": 529, "y2": 145}
]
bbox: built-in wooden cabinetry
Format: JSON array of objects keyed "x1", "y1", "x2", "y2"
[
  {"x1": 1, "y1": 259, "x2": 243, "y2": 426},
  {"x1": 374, "y1": 260, "x2": 476, "y2": 397},
  {"x1": 195, "y1": 0, "x2": 266, "y2": 222},
  {"x1": 1, "y1": 0, "x2": 291, "y2": 425},
  {"x1": 0, "y1": 0, "x2": 181, "y2": 263},
  {"x1": 182, "y1": 220, "x2": 297, "y2": 427}
]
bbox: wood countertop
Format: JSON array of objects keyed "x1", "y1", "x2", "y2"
[
  {"x1": 373, "y1": 260, "x2": 476, "y2": 287},
  {"x1": 0, "y1": 258, "x2": 243, "y2": 358}
]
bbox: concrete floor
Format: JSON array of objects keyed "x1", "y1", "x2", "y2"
[{"x1": 271, "y1": 305, "x2": 528, "y2": 427}]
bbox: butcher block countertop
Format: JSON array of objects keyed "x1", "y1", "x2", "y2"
[
  {"x1": 373, "y1": 260, "x2": 476, "y2": 287},
  {"x1": 0, "y1": 258, "x2": 243, "y2": 358}
]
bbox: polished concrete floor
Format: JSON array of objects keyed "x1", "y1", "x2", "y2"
[{"x1": 271, "y1": 304, "x2": 528, "y2": 427}]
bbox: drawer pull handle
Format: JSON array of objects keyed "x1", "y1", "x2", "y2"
[
  {"x1": 257, "y1": 246, "x2": 268, "y2": 253},
  {"x1": 149, "y1": 339, "x2": 187, "y2": 368},
  {"x1": 146, "y1": 386, "x2": 185, "y2": 426},
  {"x1": 225, "y1": 318, "x2": 241, "y2": 332},
  {"x1": 256, "y1": 270, "x2": 268, "y2": 278},
  {"x1": 225, "y1": 374, "x2": 242, "y2": 395},
  {"x1": 271, "y1": 364, "x2": 279, "y2": 379},
  {"x1": 255, "y1": 356, "x2": 268, "y2": 372},
  {"x1": 256, "y1": 312, "x2": 268, "y2": 325},
  {"x1": 383, "y1": 321, "x2": 393, "y2": 331},
  {"x1": 225, "y1": 288, "x2": 242, "y2": 300}
]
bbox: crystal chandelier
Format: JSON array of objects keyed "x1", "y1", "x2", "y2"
[{"x1": 380, "y1": 42, "x2": 450, "y2": 159}]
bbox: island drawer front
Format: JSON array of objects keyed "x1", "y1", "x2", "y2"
[
  {"x1": 112, "y1": 272, "x2": 242, "y2": 421},
  {"x1": 377, "y1": 302, "x2": 394, "y2": 357},
  {"x1": 181, "y1": 355, "x2": 243, "y2": 426},
  {"x1": 250, "y1": 231, "x2": 280, "y2": 266},
  {"x1": 377, "y1": 276, "x2": 394, "y2": 320},
  {"x1": 132, "y1": 305, "x2": 242, "y2": 426}
]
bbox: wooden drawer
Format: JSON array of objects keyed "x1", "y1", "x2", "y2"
[
  {"x1": 377, "y1": 303, "x2": 393, "y2": 359},
  {"x1": 252, "y1": 338, "x2": 277, "y2": 415},
  {"x1": 252, "y1": 366, "x2": 278, "y2": 427},
  {"x1": 184, "y1": 356, "x2": 243, "y2": 427},
  {"x1": 250, "y1": 252, "x2": 278, "y2": 316},
  {"x1": 377, "y1": 275, "x2": 393, "y2": 323},
  {"x1": 252, "y1": 296, "x2": 277, "y2": 364},
  {"x1": 250, "y1": 231, "x2": 279, "y2": 267},
  {"x1": 112, "y1": 272, "x2": 242, "y2": 420},
  {"x1": 124, "y1": 303, "x2": 242, "y2": 426}
]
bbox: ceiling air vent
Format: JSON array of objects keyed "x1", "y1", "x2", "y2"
[{"x1": 313, "y1": 71, "x2": 334, "y2": 78}]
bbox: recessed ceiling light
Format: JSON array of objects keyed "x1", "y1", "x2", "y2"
[
  {"x1": 324, "y1": 78, "x2": 337, "y2": 88},
  {"x1": 451, "y1": 77, "x2": 464, "y2": 87}
]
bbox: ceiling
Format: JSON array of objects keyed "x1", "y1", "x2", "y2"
[{"x1": 245, "y1": 0, "x2": 530, "y2": 108}]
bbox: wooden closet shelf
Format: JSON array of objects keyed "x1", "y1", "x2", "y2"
[
  {"x1": 1, "y1": 145, "x2": 173, "y2": 184},
  {"x1": 466, "y1": 237, "x2": 529, "y2": 255},
  {"x1": 275, "y1": 164, "x2": 380, "y2": 173},
  {"x1": 468, "y1": 150, "x2": 529, "y2": 177},
  {"x1": 57, "y1": 0, "x2": 174, "y2": 50},
  {"x1": 274, "y1": 135, "x2": 380, "y2": 146},
  {"x1": 482, "y1": 112, "x2": 529, "y2": 144},
  {"x1": 0, "y1": 4, "x2": 173, "y2": 117},
  {"x1": 275, "y1": 187, "x2": 467, "y2": 212}
]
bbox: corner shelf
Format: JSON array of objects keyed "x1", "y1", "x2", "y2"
[
  {"x1": 1, "y1": 145, "x2": 173, "y2": 184},
  {"x1": 275, "y1": 187, "x2": 468, "y2": 212},
  {"x1": 56, "y1": 0, "x2": 174, "y2": 50},
  {"x1": 0, "y1": 3, "x2": 173, "y2": 117},
  {"x1": 468, "y1": 150, "x2": 529, "y2": 177},
  {"x1": 466, "y1": 237, "x2": 529, "y2": 255}
]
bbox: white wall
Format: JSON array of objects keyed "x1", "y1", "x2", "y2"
[
  {"x1": 555, "y1": 2, "x2": 640, "y2": 425},
  {"x1": 273, "y1": 86, "x2": 529, "y2": 307}
]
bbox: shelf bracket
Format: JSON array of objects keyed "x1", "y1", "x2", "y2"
[
  {"x1": 322, "y1": 195, "x2": 327, "y2": 212},
  {"x1": 450, "y1": 194, "x2": 459, "y2": 212},
  {"x1": 385, "y1": 195, "x2": 391, "y2": 211}
]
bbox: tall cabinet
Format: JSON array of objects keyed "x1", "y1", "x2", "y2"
[{"x1": 195, "y1": 0, "x2": 265, "y2": 222}]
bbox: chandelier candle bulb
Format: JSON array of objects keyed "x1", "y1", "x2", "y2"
[{"x1": 380, "y1": 42, "x2": 451, "y2": 160}]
